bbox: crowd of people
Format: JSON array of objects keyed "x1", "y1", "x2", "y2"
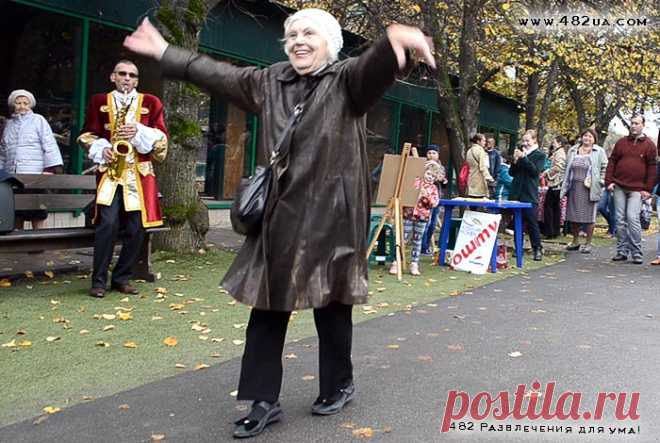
[{"x1": 403, "y1": 118, "x2": 658, "y2": 270}]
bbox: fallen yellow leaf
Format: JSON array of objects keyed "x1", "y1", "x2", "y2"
[
  {"x1": 284, "y1": 353, "x2": 298, "y2": 359},
  {"x1": 79, "y1": 329, "x2": 90, "y2": 335},
  {"x1": 229, "y1": 390, "x2": 238, "y2": 397},
  {"x1": 163, "y1": 337, "x2": 178, "y2": 347},
  {"x1": 211, "y1": 338, "x2": 224, "y2": 343},
  {"x1": 0, "y1": 279, "x2": 11, "y2": 288},
  {"x1": 24, "y1": 271, "x2": 34, "y2": 278},
  {"x1": 1, "y1": 339, "x2": 17, "y2": 348},
  {"x1": 118, "y1": 404, "x2": 130, "y2": 410},
  {"x1": 169, "y1": 303, "x2": 185, "y2": 311},
  {"x1": 386, "y1": 344, "x2": 400, "y2": 350},
  {"x1": 95, "y1": 341, "x2": 110, "y2": 347},
  {"x1": 46, "y1": 336, "x2": 60, "y2": 342},
  {"x1": 154, "y1": 287, "x2": 168, "y2": 294},
  {"x1": 103, "y1": 325, "x2": 115, "y2": 332},
  {"x1": 117, "y1": 312, "x2": 132, "y2": 321},
  {"x1": 151, "y1": 434, "x2": 165, "y2": 442},
  {"x1": 232, "y1": 339, "x2": 244, "y2": 346},
  {"x1": 352, "y1": 427, "x2": 374, "y2": 438},
  {"x1": 101, "y1": 314, "x2": 116, "y2": 320},
  {"x1": 302, "y1": 375, "x2": 315, "y2": 381},
  {"x1": 194, "y1": 363, "x2": 210, "y2": 370},
  {"x1": 175, "y1": 363, "x2": 186, "y2": 369},
  {"x1": 18, "y1": 340, "x2": 32, "y2": 348},
  {"x1": 44, "y1": 271, "x2": 55, "y2": 279},
  {"x1": 123, "y1": 341, "x2": 138, "y2": 349},
  {"x1": 151, "y1": 316, "x2": 163, "y2": 321},
  {"x1": 43, "y1": 406, "x2": 61, "y2": 414},
  {"x1": 210, "y1": 353, "x2": 221, "y2": 358}
]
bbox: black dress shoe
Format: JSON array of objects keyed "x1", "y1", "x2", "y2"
[
  {"x1": 110, "y1": 282, "x2": 139, "y2": 295},
  {"x1": 233, "y1": 401, "x2": 282, "y2": 439},
  {"x1": 311, "y1": 383, "x2": 355, "y2": 416},
  {"x1": 89, "y1": 287, "x2": 106, "y2": 298},
  {"x1": 611, "y1": 254, "x2": 628, "y2": 262}
]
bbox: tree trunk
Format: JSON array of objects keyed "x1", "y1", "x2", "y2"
[
  {"x1": 564, "y1": 73, "x2": 588, "y2": 131},
  {"x1": 536, "y1": 58, "x2": 560, "y2": 146},
  {"x1": 427, "y1": 1, "x2": 484, "y2": 193},
  {"x1": 151, "y1": 0, "x2": 220, "y2": 252},
  {"x1": 525, "y1": 71, "x2": 539, "y2": 130},
  {"x1": 153, "y1": 81, "x2": 209, "y2": 252},
  {"x1": 594, "y1": 94, "x2": 621, "y2": 143}
]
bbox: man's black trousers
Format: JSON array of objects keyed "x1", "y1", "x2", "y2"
[{"x1": 92, "y1": 187, "x2": 145, "y2": 288}]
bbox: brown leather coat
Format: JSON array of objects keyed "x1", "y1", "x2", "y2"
[{"x1": 161, "y1": 38, "x2": 399, "y2": 311}]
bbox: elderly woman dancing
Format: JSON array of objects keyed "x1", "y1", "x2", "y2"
[
  {"x1": 0, "y1": 89, "x2": 63, "y2": 229},
  {"x1": 124, "y1": 8, "x2": 434, "y2": 439}
]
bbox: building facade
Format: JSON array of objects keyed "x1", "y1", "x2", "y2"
[{"x1": 1, "y1": 0, "x2": 521, "y2": 225}]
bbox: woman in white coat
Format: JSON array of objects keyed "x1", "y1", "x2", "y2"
[{"x1": 0, "y1": 89, "x2": 63, "y2": 228}]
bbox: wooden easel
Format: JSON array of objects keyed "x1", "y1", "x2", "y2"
[{"x1": 366, "y1": 142, "x2": 412, "y2": 281}]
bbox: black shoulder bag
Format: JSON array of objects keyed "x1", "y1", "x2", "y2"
[{"x1": 230, "y1": 85, "x2": 317, "y2": 236}]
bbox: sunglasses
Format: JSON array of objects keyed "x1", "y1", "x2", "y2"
[{"x1": 114, "y1": 71, "x2": 139, "y2": 79}]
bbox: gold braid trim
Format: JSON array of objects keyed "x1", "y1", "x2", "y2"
[{"x1": 77, "y1": 132, "x2": 99, "y2": 150}]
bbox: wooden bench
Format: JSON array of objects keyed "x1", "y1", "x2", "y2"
[{"x1": 0, "y1": 174, "x2": 167, "y2": 282}]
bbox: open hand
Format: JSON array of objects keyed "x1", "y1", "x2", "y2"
[
  {"x1": 386, "y1": 24, "x2": 436, "y2": 70},
  {"x1": 123, "y1": 18, "x2": 169, "y2": 60}
]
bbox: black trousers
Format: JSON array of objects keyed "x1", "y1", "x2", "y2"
[
  {"x1": 521, "y1": 204, "x2": 542, "y2": 250},
  {"x1": 92, "y1": 188, "x2": 144, "y2": 288},
  {"x1": 542, "y1": 189, "x2": 562, "y2": 238},
  {"x1": 237, "y1": 301, "x2": 353, "y2": 404}
]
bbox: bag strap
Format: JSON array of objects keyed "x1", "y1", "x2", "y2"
[{"x1": 270, "y1": 83, "x2": 319, "y2": 165}]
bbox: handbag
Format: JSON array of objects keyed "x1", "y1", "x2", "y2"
[
  {"x1": 583, "y1": 166, "x2": 592, "y2": 189},
  {"x1": 457, "y1": 162, "x2": 470, "y2": 195},
  {"x1": 230, "y1": 85, "x2": 318, "y2": 235}
]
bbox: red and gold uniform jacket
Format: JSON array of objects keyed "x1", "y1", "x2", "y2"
[{"x1": 78, "y1": 92, "x2": 168, "y2": 227}]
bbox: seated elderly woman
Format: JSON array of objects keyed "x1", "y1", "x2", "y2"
[
  {"x1": 124, "y1": 8, "x2": 434, "y2": 439},
  {"x1": 0, "y1": 89, "x2": 63, "y2": 229}
]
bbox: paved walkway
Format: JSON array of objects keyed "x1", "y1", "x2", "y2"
[{"x1": 1, "y1": 238, "x2": 658, "y2": 442}]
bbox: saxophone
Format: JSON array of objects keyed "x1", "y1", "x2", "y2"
[{"x1": 107, "y1": 90, "x2": 134, "y2": 181}]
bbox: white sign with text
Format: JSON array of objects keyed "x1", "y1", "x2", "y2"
[{"x1": 450, "y1": 210, "x2": 501, "y2": 274}]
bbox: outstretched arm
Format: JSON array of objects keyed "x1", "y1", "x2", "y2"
[
  {"x1": 347, "y1": 24, "x2": 435, "y2": 115},
  {"x1": 124, "y1": 18, "x2": 265, "y2": 113}
]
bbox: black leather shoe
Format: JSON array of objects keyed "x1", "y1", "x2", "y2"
[
  {"x1": 110, "y1": 282, "x2": 139, "y2": 295},
  {"x1": 532, "y1": 248, "x2": 543, "y2": 261},
  {"x1": 89, "y1": 287, "x2": 106, "y2": 298},
  {"x1": 311, "y1": 383, "x2": 355, "y2": 416},
  {"x1": 611, "y1": 254, "x2": 628, "y2": 262},
  {"x1": 233, "y1": 401, "x2": 282, "y2": 439}
]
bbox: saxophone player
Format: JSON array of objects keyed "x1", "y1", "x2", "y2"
[{"x1": 78, "y1": 60, "x2": 168, "y2": 298}]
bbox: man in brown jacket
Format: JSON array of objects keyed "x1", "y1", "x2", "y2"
[{"x1": 605, "y1": 114, "x2": 658, "y2": 264}]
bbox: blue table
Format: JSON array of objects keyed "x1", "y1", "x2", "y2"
[{"x1": 437, "y1": 199, "x2": 532, "y2": 272}]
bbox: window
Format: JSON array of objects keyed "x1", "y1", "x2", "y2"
[
  {"x1": 399, "y1": 104, "x2": 426, "y2": 151},
  {"x1": 498, "y1": 133, "x2": 512, "y2": 153},
  {"x1": 202, "y1": 55, "x2": 253, "y2": 200},
  {"x1": 0, "y1": 1, "x2": 77, "y2": 171},
  {"x1": 366, "y1": 99, "x2": 393, "y2": 201}
]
